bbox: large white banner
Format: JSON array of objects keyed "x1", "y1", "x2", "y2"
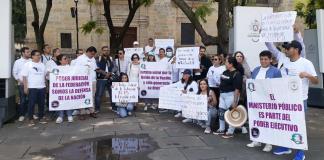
[
  {"x1": 246, "y1": 77, "x2": 308, "y2": 150},
  {"x1": 139, "y1": 62, "x2": 172, "y2": 98},
  {"x1": 0, "y1": 0, "x2": 11, "y2": 78},
  {"x1": 260, "y1": 11, "x2": 297, "y2": 42},
  {"x1": 159, "y1": 86, "x2": 208, "y2": 120},
  {"x1": 154, "y1": 39, "x2": 174, "y2": 55},
  {"x1": 158, "y1": 86, "x2": 183, "y2": 111},
  {"x1": 112, "y1": 82, "x2": 138, "y2": 103},
  {"x1": 234, "y1": 6, "x2": 273, "y2": 70},
  {"x1": 176, "y1": 47, "x2": 200, "y2": 69},
  {"x1": 181, "y1": 94, "x2": 208, "y2": 120},
  {"x1": 124, "y1": 48, "x2": 144, "y2": 61},
  {"x1": 49, "y1": 66, "x2": 93, "y2": 111},
  {"x1": 316, "y1": 9, "x2": 324, "y2": 73}
]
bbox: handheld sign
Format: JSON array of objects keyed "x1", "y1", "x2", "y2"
[
  {"x1": 176, "y1": 47, "x2": 200, "y2": 69},
  {"x1": 112, "y1": 82, "x2": 138, "y2": 103}
]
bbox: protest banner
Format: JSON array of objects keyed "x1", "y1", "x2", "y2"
[
  {"x1": 124, "y1": 48, "x2": 144, "y2": 61},
  {"x1": 139, "y1": 62, "x2": 172, "y2": 98},
  {"x1": 246, "y1": 77, "x2": 308, "y2": 150},
  {"x1": 181, "y1": 94, "x2": 208, "y2": 121},
  {"x1": 158, "y1": 86, "x2": 183, "y2": 111},
  {"x1": 260, "y1": 11, "x2": 297, "y2": 42},
  {"x1": 49, "y1": 66, "x2": 93, "y2": 111},
  {"x1": 176, "y1": 47, "x2": 200, "y2": 69},
  {"x1": 112, "y1": 82, "x2": 138, "y2": 103},
  {"x1": 154, "y1": 39, "x2": 174, "y2": 55}
]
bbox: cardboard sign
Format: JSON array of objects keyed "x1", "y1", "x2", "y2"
[
  {"x1": 112, "y1": 82, "x2": 138, "y2": 103},
  {"x1": 176, "y1": 47, "x2": 200, "y2": 69}
]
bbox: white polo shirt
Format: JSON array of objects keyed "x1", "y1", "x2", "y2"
[{"x1": 21, "y1": 61, "x2": 46, "y2": 89}]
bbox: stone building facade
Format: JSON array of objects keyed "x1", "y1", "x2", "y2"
[{"x1": 25, "y1": 0, "x2": 297, "y2": 54}]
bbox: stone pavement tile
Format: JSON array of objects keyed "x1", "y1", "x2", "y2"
[
  {"x1": 148, "y1": 148, "x2": 187, "y2": 160},
  {"x1": 140, "y1": 121, "x2": 186, "y2": 131},
  {"x1": 0, "y1": 144, "x2": 30, "y2": 159},
  {"x1": 59, "y1": 131, "x2": 94, "y2": 144},
  {"x1": 116, "y1": 129, "x2": 169, "y2": 139},
  {"x1": 134, "y1": 112, "x2": 157, "y2": 118},
  {"x1": 3, "y1": 134, "x2": 62, "y2": 146},
  {"x1": 307, "y1": 137, "x2": 324, "y2": 151},
  {"x1": 155, "y1": 135, "x2": 206, "y2": 149},
  {"x1": 94, "y1": 122, "x2": 142, "y2": 132},
  {"x1": 198, "y1": 134, "x2": 250, "y2": 147},
  {"x1": 164, "y1": 125, "x2": 203, "y2": 137},
  {"x1": 113, "y1": 116, "x2": 157, "y2": 124},
  {"x1": 23, "y1": 144, "x2": 62, "y2": 159},
  {"x1": 0, "y1": 123, "x2": 46, "y2": 138},
  {"x1": 41, "y1": 122, "x2": 94, "y2": 136}
]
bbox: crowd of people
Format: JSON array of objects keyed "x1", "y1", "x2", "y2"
[{"x1": 12, "y1": 26, "x2": 318, "y2": 160}]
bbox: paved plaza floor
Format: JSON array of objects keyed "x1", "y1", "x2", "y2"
[{"x1": 0, "y1": 105, "x2": 323, "y2": 160}]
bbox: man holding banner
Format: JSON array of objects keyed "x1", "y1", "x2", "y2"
[{"x1": 271, "y1": 40, "x2": 318, "y2": 160}]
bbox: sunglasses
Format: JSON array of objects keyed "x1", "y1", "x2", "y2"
[
  {"x1": 212, "y1": 58, "x2": 219, "y2": 61},
  {"x1": 133, "y1": 57, "x2": 139, "y2": 59}
]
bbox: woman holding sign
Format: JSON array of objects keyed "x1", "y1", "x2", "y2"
[
  {"x1": 116, "y1": 73, "x2": 134, "y2": 118},
  {"x1": 214, "y1": 57, "x2": 243, "y2": 138},
  {"x1": 55, "y1": 54, "x2": 74, "y2": 123},
  {"x1": 143, "y1": 52, "x2": 158, "y2": 111},
  {"x1": 197, "y1": 79, "x2": 217, "y2": 134},
  {"x1": 127, "y1": 54, "x2": 141, "y2": 82}
]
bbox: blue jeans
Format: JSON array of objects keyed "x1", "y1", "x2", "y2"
[
  {"x1": 28, "y1": 88, "x2": 46, "y2": 120},
  {"x1": 218, "y1": 92, "x2": 236, "y2": 134},
  {"x1": 58, "y1": 110, "x2": 73, "y2": 118},
  {"x1": 117, "y1": 103, "x2": 134, "y2": 118},
  {"x1": 95, "y1": 79, "x2": 112, "y2": 111},
  {"x1": 18, "y1": 85, "x2": 28, "y2": 117},
  {"x1": 206, "y1": 107, "x2": 217, "y2": 127}
]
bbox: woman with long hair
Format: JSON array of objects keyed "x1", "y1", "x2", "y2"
[
  {"x1": 115, "y1": 72, "x2": 135, "y2": 118},
  {"x1": 213, "y1": 57, "x2": 243, "y2": 138},
  {"x1": 197, "y1": 79, "x2": 217, "y2": 134}
]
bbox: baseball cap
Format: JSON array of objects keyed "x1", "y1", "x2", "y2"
[
  {"x1": 287, "y1": 40, "x2": 302, "y2": 53},
  {"x1": 182, "y1": 69, "x2": 192, "y2": 75}
]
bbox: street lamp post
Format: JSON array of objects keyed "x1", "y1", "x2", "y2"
[{"x1": 74, "y1": 0, "x2": 79, "y2": 51}]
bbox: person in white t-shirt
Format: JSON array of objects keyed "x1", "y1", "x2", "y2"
[
  {"x1": 115, "y1": 49, "x2": 129, "y2": 74},
  {"x1": 157, "y1": 48, "x2": 169, "y2": 63},
  {"x1": 21, "y1": 50, "x2": 47, "y2": 126},
  {"x1": 41, "y1": 44, "x2": 52, "y2": 65},
  {"x1": 247, "y1": 50, "x2": 282, "y2": 152},
  {"x1": 144, "y1": 38, "x2": 156, "y2": 59},
  {"x1": 12, "y1": 47, "x2": 31, "y2": 122},
  {"x1": 45, "y1": 48, "x2": 61, "y2": 74},
  {"x1": 207, "y1": 55, "x2": 226, "y2": 108},
  {"x1": 71, "y1": 49, "x2": 84, "y2": 66},
  {"x1": 272, "y1": 40, "x2": 318, "y2": 160},
  {"x1": 73, "y1": 46, "x2": 99, "y2": 120}
]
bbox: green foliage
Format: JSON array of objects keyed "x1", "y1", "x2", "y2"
[
  {"x1": 140, "y1": 0, "x2": 153, "y2": 6},
  {"x1": 12, "y1": 0, "x2": 27, "y2": 43},
  {"x1": 81, "y1": 21, "x2": 97, "y2": 34},
  {"x1": 295, "y1": 0, "x2": 324, "y2": 29},
  {"x1": 95, "y1": 27, "x2": 105, "y2": 34},
  {"x1": 194, "y1": 1, "x2": 215, "y2": 23}
]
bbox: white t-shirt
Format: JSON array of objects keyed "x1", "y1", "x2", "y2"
[
  {"x1": 46, "y1": 59, "x2": 58, "y2": 72},
  {"x1": 255, "y1": 67, "x2": 269, "y2": 80},
  {"x1": 21, "y1": 61, "x2": 46, "y2": 89},
  {"x1": 284, "y1": 57, "x2": 317, "y2": 100},
  {"x1": 207, "y1": 65, "x2": 226, "y2": 87},
  {"x1": 170, "y1": 80, "x2": 198, "y2": 94},
  {"x1": 127, "y1": 63, "x2": 140, "y2": 82},
  {"x1": 115, "y1": 59, "x2": 129, "y2": 74},
  {"x1": 41, "y1": 54, "x2": 52, "y2": 65},
  {"x1": 158, "y1": 57, "x2": 169, "y2": 64},
  {"x1": 144, "y1": 45, "x2": 155, "y2": 54},
  {"x1": 12, "y1": 58, "x2": 31, "y2": 84},
  {"x1": 74, "y1": 54, "x2": 98, "y2": 82}
]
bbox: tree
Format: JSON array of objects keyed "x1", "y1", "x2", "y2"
[
  {"x1": 103, "y1": 0, "x2": 152, "y2": 54},
  {"x1": 12, "y1": 0, "x2": 27, "y2": 44},
  {"x1": 172, "y1": 0, "x2": 249, "y2": 54},
  {"x1": 29, "y1": 0, "x2": 53, "y2": 50},
  {"x1": 296, "y1": 0, "x2": 324, "y2": 29}
]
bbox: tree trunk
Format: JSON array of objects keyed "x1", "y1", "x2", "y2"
[
  {"x1": 217, "y1": 0, "x2": 229, "y2": 54},
  {"x1": 30, "y1": 0, "x2": 52, "y2": 51}
]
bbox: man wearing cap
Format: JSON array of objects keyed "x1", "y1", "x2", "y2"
[
  {"x1": 265, "y1": 26, "x2": 306, "y2": 76},
  {"x1": 133, "y1": 41, "x2": 140, "y2": 48},
  {"x1": 272, "y1": 40, "x2": 318, "y2": 160},
  {"x1": 246, "y1": 50, "x2": 282, "y2": 152}
]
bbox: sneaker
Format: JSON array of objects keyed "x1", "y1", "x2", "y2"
[
  {"x1": 198, "y1": 121, "x2": 207, "y2": 128},
  {"x1": 68, "y1": 116, "x2": 73, "y2": 123},
  {"x1": 56, "y1": 117, "x2": 63, "y2": 124},
  {"x1": 241, "y1": 126, "x2": 248, "y2": 134},
  {"x1": 128, "y1": 112, "x2": 132, "y2": 116},
  {"x1": 174, "y1": 112, "x2": 182, "y2": 118},
  {"x1": 273, "y1": 147, "x2": 292, "y2": 155},
  {"x1": 263, "y1": 144, "x2": 272, "y2": 152},
  {"x1": 72, "y1": 110, "x2": 80, "y2": 116},
  {"x1": 33, "y1": 115, "x2": 38, "y2": 120},
  {"x1": 213, "y1": 129, "x2": 225, "y2": 135},
  {"x1": 222, "y1": 133, "x2": 234, "y2": 139},
  {"x1": 182, "y1": 118, "x2": 192, "y2": 123},
  {"x1": 94, "y1": 110, "x2": 100, "y2": 114},
  {"x1": 204, "y1": 127, "x2": 211, "y2": 134},
  {"x1": 293, "y1": 150, "x2": 305, "y2": 160},
  {"x1": 18, "y1": 116, "x2": 25, "y2": 122},
  {"x1": 247, "y1": 141, "x2": 261, "y2": 148},
  {"x1": 39, "y1": 119, "x2": 47, "y2": 124},
  {"x1": 28, "y1": 120, "x2": 35, "y2": 127}
]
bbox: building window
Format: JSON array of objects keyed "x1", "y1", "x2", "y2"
[
  {"x1": 181, "y1": 23, "x2": 195, "y2": 45},
  {"x1": 60, "y1": 33, "x2": 72, "y2": 48}
]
